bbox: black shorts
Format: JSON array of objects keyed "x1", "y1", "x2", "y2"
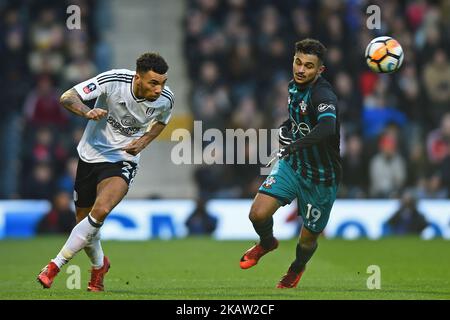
[{"x1": 74, "y1": 157, "x2": 138, "y2": 207}]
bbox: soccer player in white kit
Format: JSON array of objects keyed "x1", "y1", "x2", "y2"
[{"x1": 37, "y1": 53, "x2": 174, "y2": 291}]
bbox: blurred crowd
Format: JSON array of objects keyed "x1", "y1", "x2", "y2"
[
  {"x1": 1, "y1": 0, "x2": 450, "y2": 202},
  {"x1": 0, "y1": 0, "x2": 110, "y2": 200},
  {"x1": 183, "y1": 0, "x2": 450, "y2": 200}
]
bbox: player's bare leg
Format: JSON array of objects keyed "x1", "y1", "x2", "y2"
[
  {"x1": 240, "y1": 193, "x2": 280, "y2": 269},
  {"x1": 76, "y1": 206, "x2": 92, "y2": 223},
  {"x1": 36, "y1": 206, "x2": 93, "y2": 288},
  {"x1": 37, "y1": 177, "x2": 128, "y2": 289},
  {"x1": 86, "y1": 176, "x2": 128, "y2": 291},
  {"x1": 277, "y1": 226, "x2": 320, "y2": 288},
  {"x1": 90, "y1": 176, "x2": 129, "y2": 222}
]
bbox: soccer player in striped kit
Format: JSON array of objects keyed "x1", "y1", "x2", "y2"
[
  {"x1": 239, "y1": 39, "x2": 342, "y2": 288},
  {"x1": 37, "y1": 52, "x2": 174, "y2": 291}
]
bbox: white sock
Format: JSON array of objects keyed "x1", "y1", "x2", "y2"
[
  {"x1": 84, "y1": 231, "x2": 104, "y2": 269},
  {"x1": 52, "y1": 214, "x2": 102, "y2": 269}
]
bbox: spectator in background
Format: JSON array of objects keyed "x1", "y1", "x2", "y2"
[
  {"x1": 29, "y1": 127, "x2": 58, "y2": 163},
  {"x1": 21, "y1": 126, "x2": 68, "y2": 179},
  {"x1": 395, "y1": 63, "x2": 428, "y2": 130},
  {"x1": 28, "y1": 8, "x2": 65, "y2": 75},
  {"x1": 23, "y1": 74, "x2": 69, "y2": 128},
  {"x1": 185, "y1": 198, "x2": 218, "y2": 236},
  {"x1": 182, "y1": 0, "x2": 450, "y2": 200},
  {"x1": 290, "y1": 7, "x2": 312, "y2": 42},
  {"x1": 370, "y1": 133, "x2": 407, "y2": 198},
  {"x1": 362, "y1": 77, "x2": 407, "y2": 140},
  {"x1": 406, "y1": 142, "x2": 430, "y2": 189},
  {"x1": 341, "y1": 134, "x2": 368, "y2": 198},
  {"x1": 63, "y1": 39, "x2": 97, "y2": 89},
  {"x1": 426, "y1": 112, "x2": 450, "y2": 167},
  {"x1": 0, "y1": 2, "x2": 99, "y2": 200},
  {"x1": 36, "y1": 191, "x2": 76, "y2": 234},
  {"x1": 423, "y1": 49, "x2": 450, "y2": 127},
  {"x1": 263, "y1": 73, "x2": 290, "y2": 126},
  {"x1": 333, "y1": 71, "x2": 361, "y2": 133},
  {"x1": 0, "y1": 7, "x2": 31, "y2": 198},
  {"x1": 438, "y1": 154, "x2": 450, "y2": 198},
  {"x1": 36, "y1": 191, "x2": 75, "y2": 234},
  {"x1": 58, "y1": 157, "x2": 78, "y2": 194},
  {"x1": 191, "y1": 60, "x2": 231, "y2": 131},
  {"x1": 230, "y1": 95, "x2": 263, "y2": 130},
  {"x1": 20, "y1": 161, "x2": 55, "y2": 200},
  {"x1": 386, "y1": 191, "x2": 428, "y2": 235}
]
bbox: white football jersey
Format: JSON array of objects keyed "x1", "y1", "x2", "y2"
[{"x1": 73, "y1": 69, "x2": 174, "y2": 164}]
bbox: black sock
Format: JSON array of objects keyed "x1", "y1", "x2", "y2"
[
  {"x1": 290, "y1": 242, "x2": 318, "y2": 273},
  {"x1": 252, "y1": 217, "x2": 275, "y2": 249}
]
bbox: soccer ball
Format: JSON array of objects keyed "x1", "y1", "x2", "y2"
[{"x1": 365, "y1": 36, "x2": 404, "y2": 73}]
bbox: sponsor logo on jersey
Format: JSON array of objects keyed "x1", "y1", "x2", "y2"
[
  {"x1": 83, "y1": 83, "x2": 96, "y2": 94},
  {"x1": 290, "y1": 118, "x2": 311, "y2": 136},
  {"x1": 107, "y1": 115, "x2": 140, "y2": 136},
  {"x1": 121, "y1": 114, "x2": 137, "y2": 127},
  {"x1": 318, "y1": 103, "x2": 335, "y2": 112},
  {"x1": 295, "y1": 122, "x2": 311, "y2": 136}
]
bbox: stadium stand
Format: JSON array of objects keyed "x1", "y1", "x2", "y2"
[{"x1": 0, "y1": 0, "x2": 450, "y2": 200}]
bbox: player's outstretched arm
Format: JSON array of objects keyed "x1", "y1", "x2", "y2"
[
  {"x1": 60, "y1": 88, "x2": 107, "y2": 120},
  {"x1": 278, "y1": 117, "x2": 336, "y2": 159},
  {"x1": 122, "y1": 121, "x2": 166, "y2": 156}
]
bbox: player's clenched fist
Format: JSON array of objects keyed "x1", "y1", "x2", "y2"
[
  {"x1": 122, "y1": 139, "x2": 147, "y2": 156},
  {"x1": 85, "y1": 108, "x2": 107, "y2": 120}
]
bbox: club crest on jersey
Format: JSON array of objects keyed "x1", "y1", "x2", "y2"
[
  {"x1": 146, "y1": 107, "x2": 155, "y2": 117},
  {"x1": 299, "y1": 100, "x2": 308, "y2": 114},
  {"x1": 83, "y1": 83, "x2": 96, "y2": 94},
  {"x1": 262, "y1": 176, "x2": 276, "y2": 189}
]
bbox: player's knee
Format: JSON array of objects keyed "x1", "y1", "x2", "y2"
[
  {"x1": 76, "y1": 210, "x2": 91, "y2": 224},
  {"x1": 249, "y1": 206, "x2": 268, "y2": 223},
  {"x1": 299, "y1": 239, "x2": 318, "y2": 251},
  {"x1": 90, "y1": 205, "x2": 111, "y2": 221}
]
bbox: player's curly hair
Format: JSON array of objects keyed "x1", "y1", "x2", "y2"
[
  {"x1": 136, "y1": 52, "x2": 169, "y2": 74},
  {"x1": 295, "y1": 39, "x2": 327, "y2": 64}
]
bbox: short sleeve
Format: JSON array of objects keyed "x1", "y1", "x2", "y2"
[
  {"x1": 73, "y1": 70, "x2": 117, "y2": 101},
  {"x1": 156, "y1": 88, "x2": 174, "y2": 124},
  {"x1": 155, "y1": 108, "x2": 172, "y2": 125}
]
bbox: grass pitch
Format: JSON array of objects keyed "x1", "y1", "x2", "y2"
[{"x1": 0, "y1": 237, "x2": 449, "y2": 300}]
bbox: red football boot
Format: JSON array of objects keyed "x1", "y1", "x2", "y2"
[
  {"x1": 239, "y1": 238, "x2": 279, "y2": 269},
  {"x1": 276, "y1": 267, "x2": 305, "y2": 289},
  {"x1": 37, "y1": 262, "x2": 60, "y2": 289},
  {"x1": 87, "y1": 256, "x2": 111, "y2": 292}
]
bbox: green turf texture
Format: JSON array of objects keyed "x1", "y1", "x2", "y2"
[{"x1": 0, "y1": 237, "x2": 449, "y2": 299}]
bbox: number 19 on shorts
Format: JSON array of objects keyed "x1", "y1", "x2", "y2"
[{"x1": 305, "y1": 203, "x2": 321, "y2": 228}]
